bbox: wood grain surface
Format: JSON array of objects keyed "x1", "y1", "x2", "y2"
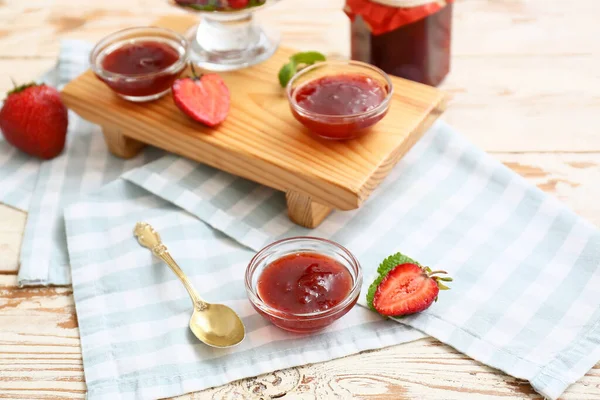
[
  {"x1": 61, "y1": 14, "x2": 446, "y2": 215},
  {"x1": 1, "y1": 0, "x2": 600, "y2": 399}
]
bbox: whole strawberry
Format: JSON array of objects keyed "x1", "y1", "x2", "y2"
[
  {"x1": 172, "y1": 65, "x2": 230, "y2": 127},
  {"x1": 0, "y1": 83, "x2": 68, "y2": 160}
]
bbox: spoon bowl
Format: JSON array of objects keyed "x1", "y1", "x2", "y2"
[
  {"x1": 190, "y1": 304, "x2": 245, "y2": 348},
  {"x1": 134, "y1": 222, "x2": 245, "y2": 348}
]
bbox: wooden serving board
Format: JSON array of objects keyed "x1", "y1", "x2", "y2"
[{"x1": 61, "y1": 15, "x2": 447, "y2": 228}]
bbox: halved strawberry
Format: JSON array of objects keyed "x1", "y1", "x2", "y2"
[
  {"x1": 372, "y1": 263, "x2": 451, "y2": 316},
  {"x1": 228, "y1": 0, "x2": 249, "y2": 8},
  {"x1": 172, "y1": 65, "x2": 230, "y2": 127}
]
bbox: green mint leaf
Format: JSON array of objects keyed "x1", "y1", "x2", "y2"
[
  {"x1": 366, "y1": 252, "x2": 420, "y2": 311},
  {"x1": 277, "y1": 51, "x2": 326, "y2": 87},
  {"x1": 278, "y1": 61, "x2": 297, "y2": 87},
  {"x1": 248, "y1": 0, "x2": 266, "y2": 7},
  {"x1": 290, "y1": 51, "x2": 326, "y2": 66}
]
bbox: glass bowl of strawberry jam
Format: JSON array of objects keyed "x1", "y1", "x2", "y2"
[
  {"x1": 287, "y1": 60, "x2": 393, "y2": 140},
  {"x1": 245, "y1": 237, "x2": 362, "y2": 333},
  {"x1": 91, "y1": 27, "x2": 189, "y2": 102}
]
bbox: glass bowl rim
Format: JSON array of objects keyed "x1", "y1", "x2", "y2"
[
  {"x1": 245, "y1": 236, "x2": 363, "y2": 320},
  {"x1": 90, "y1": 26, "x2": 189, "y2": 82},
  {"x1": 286, "y1": 60, "x2": 394, "y2": 121}
]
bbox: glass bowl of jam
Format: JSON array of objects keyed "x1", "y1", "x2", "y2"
[
  {"x1": 90, "y1": 27, "x2": 189, "y2": 102},
  {"x1": 245, "y1": 237, "x2": 362, "y2": 333},
  {"x1": 171, "y1": 0, "x2": 281, "y2": 71},
  {"x1": 287, "y1": 60, "x2": 393, "y2": 140}
]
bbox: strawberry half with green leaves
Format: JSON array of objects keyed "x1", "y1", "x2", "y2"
[
  {"x1": 172, "y1": 65, "x2": 230, "y2": 127},
  {"x1": 367, "y1": 253, "x2": 452, "y2": 317}
]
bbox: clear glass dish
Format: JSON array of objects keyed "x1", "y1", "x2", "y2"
[
  {"x1": 171, "y1": 0, "x2": 281, "y2": 71},
  {"x1": 245, "y1": 237, "x2": 362, "y2": 333},
  {"x1": 90, "y1": 27, "x2": 189, "y2": 102},
  {"x1": 287, "y1": 60, "x2": 393, "y2": 140}
]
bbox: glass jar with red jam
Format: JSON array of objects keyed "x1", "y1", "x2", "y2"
[
  {"x1": 345, "y1": 0, "x2": 453, "y2": 87},
  {"x1": 245, "y1": 237, "x2": 362, "y2": 333},
  {"x1": 287, "y1": 60, "x2": 393, "y2": 140},
  {"x1": 91, "y1": 27, "x2": 189, "y2": 102}
]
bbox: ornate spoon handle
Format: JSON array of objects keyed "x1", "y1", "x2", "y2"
[{"x1": 134, "y1": 222, "x2": 207, "y2": 310}]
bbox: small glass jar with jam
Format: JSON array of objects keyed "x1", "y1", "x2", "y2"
[
  {"x1": 91, "y1": 27, "x2": 189, "y2": 102},
  {"x1": 245, "y1": 237, "x2": 363, "y2": 333},
  {"x1": 287, "y1": 60, "x2": 393, "y2": 140},
  {"x1": 345, "y1": 0, "x2": 453, "y2": 87}
]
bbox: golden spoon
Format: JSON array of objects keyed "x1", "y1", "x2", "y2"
[{"x1": 133, "y1": 222, "x2": 245, "y2": 348}]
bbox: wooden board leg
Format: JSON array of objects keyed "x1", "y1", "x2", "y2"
[
  {"x1": 286, "y1": 191, "x2": 333, "y2": 229},
  {"x1": 102, "y1": 126, "x2": 145, "y2": 159}
]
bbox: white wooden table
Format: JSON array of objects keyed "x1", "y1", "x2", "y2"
[{"x1": 1, "y1": 1, "x2": 600, "y2": 398}]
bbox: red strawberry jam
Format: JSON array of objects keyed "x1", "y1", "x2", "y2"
[
  {"x1": 257, "y1": 252, "x2": 353, "y2": 315},
  {"x1": 95, "y1": 38, "x2": 185, "y2": 99},
  {"x1": 102, "y1": 41, "x2": 180, "y2": 75},
  {"x1": 290, "y1": 73, "x2": 389, "y2": 140}
]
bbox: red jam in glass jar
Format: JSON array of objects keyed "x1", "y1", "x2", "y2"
[
  {"x1": 257, "y1": 252, "x2": 354, "y2": 315},
  {"x1": 287, "y1": 60, "x2": 392, "y2": 140},
  {"x1": 346, "y1": 0, "x2": 453, "y2": 87},
  {"x1": 91, "y1": 27, "x2": 188, "y2": 102}
]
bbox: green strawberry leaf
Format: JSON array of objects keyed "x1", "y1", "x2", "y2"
[
  {"x1": 278, "y1": 61, "x2": 297, "y2": 88},
  {"x1": 290, "y1": 51, "x2": 326, "y2": 66},
  {"x1": 366, "y1": 252, "x2": 420, "y2": 311}
]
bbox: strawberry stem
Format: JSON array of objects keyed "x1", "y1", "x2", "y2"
[
  {"x1": 189, "y1": 63, "x2": 203, "y2": 81},
  {"x1": 428, "y1": 270, "x2": 448, "y2": 275}
]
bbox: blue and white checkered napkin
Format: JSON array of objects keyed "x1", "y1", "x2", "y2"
[
  {"x1": 64, "y1": 119, "x2": 600, "y2": 399},
  {"x1": 0, "y1": 40, "x2": 162, "y2": 285}
]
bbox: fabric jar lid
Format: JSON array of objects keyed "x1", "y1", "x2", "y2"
[{"x1": 345, "y1": 0, "x2": 452, "y2": 35}]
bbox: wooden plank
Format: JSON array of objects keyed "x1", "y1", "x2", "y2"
[
  {"x1": 0, "y1": 1, "x2": 346, "y2": 58},
  {"x1": 61, "y1": 15, "x2": 447, "y2": 215},
  {"x1": 286, "y1": 191, "x2": 333, "y2": 228},
  {"x1": 2, "y1": 0, "x2": 599, "y2": 59},
  {"x1": 1, "y1": 0, "x2": 600, "y2": 153},
  {"x1": 442, "y1": 55, "x2": 600, "y2": 152},
  {"x1": 62, "y1": 65, "x2": 445, "y2": 212},
  {"x1": 0, "y1": 205, "x2": 26, "y2": 273},
  {"x1": 0, "y1": 275, "x2": 85, "y2": 399}
]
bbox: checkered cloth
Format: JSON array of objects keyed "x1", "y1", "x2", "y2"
[
  {"x1": 64, "y1": 120, "x2": 600, "y2": 399},
  {"x1": 3, "y1": 40, "x2": 600, "y2": 400},
  {"x1": 0, "y1": 40, "x2": 163, "y2": 285}
]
